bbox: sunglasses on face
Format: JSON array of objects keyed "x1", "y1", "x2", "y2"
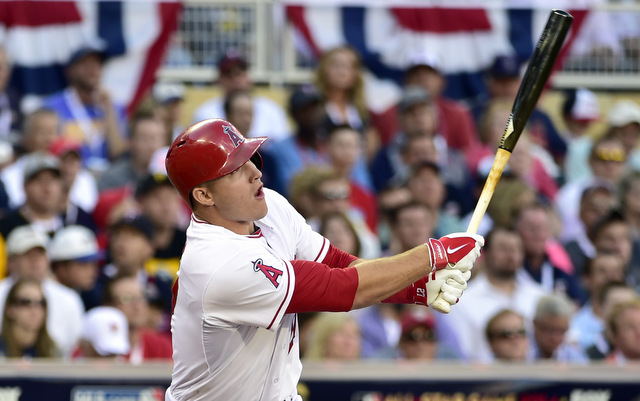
[
  {"x1": 12, "y1": 297, "x2": 46, "y2": 308},
  {"x1": 320, "y1": 190, "x2": 349, "y2": 201},
  {"x1": 489, "y1": 328, "x2": 526, "y2": 340},
  {"x1": 117, "y1": 294, "x2": 146, "y2": 305},
  {"x1": 595, "y1": 149, "x2": 625, "y2": 162},
  {"x1": 403, "y1": 329, "x2": 436, "y2": 343}
]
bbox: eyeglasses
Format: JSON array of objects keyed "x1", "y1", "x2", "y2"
[
  {"x1": 595, "y1": 149, "x2": 625, "y2": 162},
  {"x1": 116, "y1": 294, "x2": 146, "y2": 305},
  {"x1": 489, "y1": 328, "x2": 527, "y2": 340},
  {"x1": 12, "y1": 297, "x2": 46, "y2": 308},
  {"x1": 403, "y1": 329, "x2": 436, "y2": 343},
  {"x1": 320, "y1": 190, "x2": 349, "y2": 201}
]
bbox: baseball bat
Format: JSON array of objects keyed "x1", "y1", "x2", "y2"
[{"x1": 431, "y1": 9, "x2": 573, "y2": 314}]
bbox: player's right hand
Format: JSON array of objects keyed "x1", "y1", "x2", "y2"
[
  {"x1": 426, "y1": 233, "x2": 484, "y2": 272},
  {"x1": 425, "y1": 268, "x2": 468, "y2": 306}
]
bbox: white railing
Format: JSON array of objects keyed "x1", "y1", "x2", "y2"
[{"x1": 158, "y1": 0, "x2": 640, "y2": 89}]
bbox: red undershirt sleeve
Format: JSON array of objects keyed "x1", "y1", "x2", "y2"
[
  {"x1": 286, "y1": 259, "x2": 359, "y2": 313},
  {"x1": 321, "y1": 244, "x2": 358, "y2": 268}
]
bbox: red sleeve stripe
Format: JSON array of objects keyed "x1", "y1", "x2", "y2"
[
  {"x1": 267, "y1": 260, "x2": 293, "y2": 330},
  {"x1": 321, "y1": 244, "x2": 358, "y2": 269},
  {"x1": 313, "y1": 238, "x2": 329, "y2": 262}
]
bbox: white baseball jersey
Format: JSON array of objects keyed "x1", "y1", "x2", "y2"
[{"x1": 166, "y1": 188, "x2": 329, "y2": 401}]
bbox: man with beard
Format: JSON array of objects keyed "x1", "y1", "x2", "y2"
[{"x1": 442, "y1": 227, "x2": 548, "y2": 362}]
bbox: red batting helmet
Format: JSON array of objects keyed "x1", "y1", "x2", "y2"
[{"x1": 165, "y1": 119, "x2": 267, "y2": 205}]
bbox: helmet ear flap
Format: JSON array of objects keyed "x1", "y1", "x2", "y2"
[{"x1": 250, "y1": 152, "x2": 263, "y2": 171}]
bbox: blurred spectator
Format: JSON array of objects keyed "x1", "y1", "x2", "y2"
[
  {"x1": 318, "y1": 211, "x2": 361, "y2": 257},
  {"x1": 325, "y1": 125, "x2": 377, "y2": 231},
  {"x1": 404, "y1": 50, "x2": 479, "y2": 155},
  {"x1": 103, "y1": 275, "x2": 172, "y2": 364},
  {"x1": 101, "y1": 216, "x2": 173, "y2": 331},
  {"x1": 563, "y1": 181, "x2": 618, "y2": 275},
  {"x1": 49, "y1": 137, "x2": 98, "y2": 213},
  {"x1": 97, "y1": 113, "x2": 166, "y2": 192},
  {"x1": 135, "y1": 173, "x2": 186, "y2": 281},
  {"x1": 304, "y1": 312, "x2": 360, "y2": 361},
  {"x1": 471, "y1": 54, "x2": 565, "y2": 165},
  {"x1": 485, "y1": 309, "x2": 529, "y2": 362},
  {"x1": 386, "y1": 201, "x2": 436, "y2": 257},
  {"x1": 75, "y1": 306, "x2": 130, "y2": 359},
  {"x1": 607, "y1": 100, "x2": 640, "y2": 170},
  {"x1": 262, "y1": 83, "x2": 328, "y2": 196},
  {"x1": 0, "y1": 153, "x2": 95, "y2": 276},
  {"x1": 406, "y1": 162, "x2": 465, "y2": 237},
  {"x1": 530, "y1": 294, "x2": 588, "y2": 363},
  {"x1": 620, "y1": 171, "x2": 640, "y2": 259},
  {"x1": 570, "y1": 253, "x2": 627, "y2": 351},
  {"x1": 0, "y1": 46, "x2": 21, "y2": 146},
  {"x1": 370, "y1": 85, "x2": 439, "y2": 192},
  {"x1": 591, "y1": 210, "x2": 640, "y2": 292},
  {"x1": 515, "y1": 203, "x2": 582, "y2": 302},
  {"x1": 49, "y1": 225, "x2": 101, "y2": 311},
  {"x1": 443, "y1": 227, "x2": 547, "y2": 362},
  {"x1": 387, "y1": 308, "x2": 458, "y2": 360},
  {"x1": 0, "y1": 225, "x2": 84, "y2": 357},
  {"x1": 605, "y1": 298, "x2": 640, "y2": 363},
  {"x1": 1, "y1": 108, "x2": 59, "y2": 209},
  {"x1": 224, "y1": 89, "x2": 253, "y2": 138},
  {"x1": 585, "y1": 281, "x2": 637, "y2": 360},
  {"x1": 376, "y1": 184, "x2": 413, "y2": 252},
  {"x1": 561, "y1": 88, "x2": 601, "y2": 183},
  {"x1": 315, "y1": 46, "x2": 379, "y2": 163},
  {"x1": 305, "y1": 168, "x2": 380, "y2": 259},
  {"x1": 192, "y1": 48, "x2": 290, "y2": 142},
  {"x1": 556, "y1": 136, "x2": 628, "y2": 243},
  {"x1": 0, "y1": 279, "x2": 58, "y2": 358},
  {"x1": 152, "y1": 81, "x2": 186, "y2": 142},
  {"x1": 43, "y1": 45, "x2": 127, "y2": 174},
  {"x1": 480, "y1": 178, "x2": 537, "y2": 235}
]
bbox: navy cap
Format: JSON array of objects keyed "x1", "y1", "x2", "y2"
[
  {"x1": 135, "y1": 173, "x2": 175, "y2": 199},
  {"x1": 218, "y1": 48, "x2": 248, "y2": 75},
  {"x1": 488, "y1": 55, "x2": 521, "y2": 79},
  {"x1": 111, "y1": 215, "x2": 154, "y2": 242},
  {"x1": 289, "y1": 84, "x2": 321, "y2": 112},
  {"x1": 67, "y1": 44, "x2": 106, "y2": 68}
]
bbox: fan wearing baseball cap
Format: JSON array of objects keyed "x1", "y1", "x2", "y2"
[
  {"x1": 0, "y1": 225, "x2": 85, "y2": 357},
  {"x1": 75, "y1": 306, "x2": 130, "y2": 359},
  {"x1": 191, "y1": 48, "x2": 291, "y2": 143}
]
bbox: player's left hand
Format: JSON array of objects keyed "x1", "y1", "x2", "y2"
[{"x1": 430, "y1": 232, "x2": 484, "y2": 272}]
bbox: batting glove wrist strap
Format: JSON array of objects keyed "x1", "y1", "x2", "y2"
[{"x1": 425, "y1": 238, "x2": 448, "y2": 271}]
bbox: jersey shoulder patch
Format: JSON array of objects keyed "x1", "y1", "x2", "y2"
[{"x1": 252, "y1": 258, "x2": 283, "y2": 288}]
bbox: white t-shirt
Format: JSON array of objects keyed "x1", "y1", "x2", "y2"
[
  {"x1": 0, "y1": 276, "x2": 85, "y2": 357},
  {"x1": 167, "y1": 189, "x2": 328, "y2": 401},
  {"x1": 191, "y1": 96, "x2": 291, "y2": 144}
]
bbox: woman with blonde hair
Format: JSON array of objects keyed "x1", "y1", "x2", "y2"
[
  {"x1": 0, "y1": 279, "x2": 58, "y2": 358},
  {"x1": 304, "y1": 312, "x2": 361, "y2": 360}
]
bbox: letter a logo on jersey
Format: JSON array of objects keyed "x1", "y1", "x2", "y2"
[
  {"x1": 223, "y1": 124, "x2": 244, "y2": 147},
  {"x1": 252, "y1": 259, "x2": 283, "y2": 288}
]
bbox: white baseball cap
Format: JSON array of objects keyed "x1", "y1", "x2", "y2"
[
  {"x1": 83, "y1": 306, "x2": 130, "y2": 356},
  {"x1": 49, "y1": 225, "x2": 99, "y2": 262},
  {"x1": 608, "y1": 100, "x2": 640, "y2": 127},
  {"x1": 406, "y1": 50, "x2": 441, "y2": 72},
  {"x1": 565, "y1": 88, "x2": 600, "y2": 122},
  {"x1": 6, "y1": 225, "x2": 49, "y2": 256}
]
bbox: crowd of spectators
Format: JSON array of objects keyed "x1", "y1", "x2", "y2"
[{"x1": 0, "y1": 37, "x2": 639, "y2": 366}]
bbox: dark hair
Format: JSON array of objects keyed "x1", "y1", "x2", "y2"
[
  {"x1": 596, "y1": 280, "x2": 632, "y2": 307},
  {"x1": 1, "y1": 279, "x2": 57, "y2": 358},
  {"x1": 223, "y1": 89, "x2": 252, "y2": 117},
  {"x1": 588, "y1": 209, "x2": 628, "y2": 243},
  {"x1": 129, "y1": 111, "x2": 160, "y2": 138},
  {"x1": 584, "y1": 252, "x2": 626, "y2": 277},
  {"x1": 483, "y1": 226, "x2": 518, "y2": 251},
  {"x1": 386, "y1": 200, "x2": 433, "y2": 228}
]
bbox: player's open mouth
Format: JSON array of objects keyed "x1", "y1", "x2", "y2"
[{"x1": 255, "y1": 186, "x2": 264, "y2": 199}]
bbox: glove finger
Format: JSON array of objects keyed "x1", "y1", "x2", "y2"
[
  {"x1": 443, "y1": 270, "x2": 467, "y2": 286},
  {"x1": 441, "y1": 281, "x2": 464, "y2": 298},
  {"x1": 461, "y1": 270, "x2": 471, "y2": 281},
  {"x1": 440, "y1": 289, "x2": 461, "y2": 305}
]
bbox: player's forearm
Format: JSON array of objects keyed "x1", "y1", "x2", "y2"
[{"x1": 351, "y1": 245, "x2": 430, "y2": 309}]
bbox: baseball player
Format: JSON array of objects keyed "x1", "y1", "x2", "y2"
[{"x1": 164, "y1": 119, "x2": 484, "y2": 401}]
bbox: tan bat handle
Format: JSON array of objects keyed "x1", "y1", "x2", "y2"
[{"x1": 431, "y1": 148, "x2": 512, "y2": 314}]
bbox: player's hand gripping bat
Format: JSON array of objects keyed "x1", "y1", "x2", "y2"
[{"x1": 430, "y1": 9, "x2": 574, "y2": 314}]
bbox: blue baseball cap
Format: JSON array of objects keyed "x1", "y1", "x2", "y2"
[{"x1": 488, "y1": 55, "x2": 521, "y2": 79}]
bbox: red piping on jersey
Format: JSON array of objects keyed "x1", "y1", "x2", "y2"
[
  {"x1": 313, "y1": 238, "x2": 328, "y2": 262},
  {"x1": 267, "y1": 260, "x2": 292, "y2": 330},
  {"x1": 246, "y1": 228, "x2": 263, "y2": 238}
]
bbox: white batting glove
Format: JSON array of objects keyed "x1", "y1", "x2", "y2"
[{"x1": 425, "y1": 268, "x2": 468, "y2": 306}]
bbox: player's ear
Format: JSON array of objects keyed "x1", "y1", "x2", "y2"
[{"x1": 191, "y1": 185, "x2": 215, "y2": 207}]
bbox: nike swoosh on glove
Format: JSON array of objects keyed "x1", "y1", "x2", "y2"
[{"x1": 426, "y1": 233, "x2": 484, "y2": 272}]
